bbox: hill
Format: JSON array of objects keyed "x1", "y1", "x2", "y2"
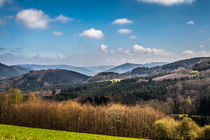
[
  {"x1": 85, "y1": 65, "x2": 115, "y2": 74},
  {"x1": 0, "y1": 124, "x2": 144, "y2": 140},
  {"x1": 106, "y1": 63, "x2": 143, "y2": 73},
  {"x1": 17, "y1": 64, "x2": 94, "y2": 76},
  {"x1": 0, "y1": 69, "x2": 89, "y2": 90},
  {"x1": 143, "y1": 62, "x2": 167, "y2": 68},
  {"x1": 106, "y1": 62, "x2": 166, "y2": 74},
  {"x1": 87, "y1": 72, "x2": 123, "y2": 82},
  {"x1": 0, "y1": 63, "x2": 28, "y2": 79},
  {"x1": 131, "y1": 57, "x2": 210, "y2": 75}
]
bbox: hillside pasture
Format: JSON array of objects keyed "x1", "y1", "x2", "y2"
[{"x1": 0, "y1": 124, "x2": 147, "y2": 140}]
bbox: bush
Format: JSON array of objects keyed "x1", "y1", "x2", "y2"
[
  {"x1": 153, "y1": 117, "x2": 180, "y2": 139},
  {"x1": 179, "y1": 117, "x2": 201, "y2": 140},
  {"x1": 154, "y1": 117, "x2": 202, "y2": 140},
  {"x1": 200, "y1": 125, "x2": 210, "y2": 139}
]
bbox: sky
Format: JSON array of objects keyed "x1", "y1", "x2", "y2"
[{"x1": 0, "y1": 0, "x2": 210, "y2": 66}]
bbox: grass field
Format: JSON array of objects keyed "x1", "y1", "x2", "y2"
[
  {"x1": 0, "y1": 124, "x2": 147, "y2": 140},
  {"x1": 109, "y1": 79, "x2": 122, "y2": 83}
]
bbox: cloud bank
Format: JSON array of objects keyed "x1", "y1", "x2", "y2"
[{"x1": 137, "y1": 0, "x2": 195, "y2": 6}]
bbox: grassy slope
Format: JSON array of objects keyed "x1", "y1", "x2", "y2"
[{"x1": 0, "y1": 124, "x2": 147, "y2": 140}]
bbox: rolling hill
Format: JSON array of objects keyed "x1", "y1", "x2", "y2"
[
  {"x1": 0, "y1": 69, "x2": 89, "y2": 90},
  {"x1": 106, "y1": 63, "x2": 143, "y2": 73},
  {"x1": 131, "y1": 57, "x2": 210, "y2": 75},
  {"x1": 17, "y1": 64, "x2": 95, "y2": 76},
  {"x1": 87, "y1": 72, "x2": 123, "y2": 82},
  {"x1": 106, "y1": 62, "x2": 166, "y2": 74},
  {"x1": 0, "y1": 63, "x2": 29, "y2": 79}
]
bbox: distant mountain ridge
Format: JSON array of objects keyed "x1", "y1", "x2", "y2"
[
  {"x1": 17, "y1": 64, "x2": 94, "y2": 76},
  {"x1": 106, "y1": 62, "x2": 167, "y2": 74},
  {"x1": 0, "y1": 57, "x2": 210, "y2": 91},
  {"x1": 17, "y1": 64, "x2": 115, "y2": 76}
]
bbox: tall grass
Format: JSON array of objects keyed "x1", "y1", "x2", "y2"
[{"x1": 0, "y1": 100, "x2": 164, "y2": 138}]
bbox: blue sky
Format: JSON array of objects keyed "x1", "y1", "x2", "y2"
[{"x1": 0, "y1": 0, "x2": 210, "y2": 66}]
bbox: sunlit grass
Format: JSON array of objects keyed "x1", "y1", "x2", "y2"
[
  {"x1": 0, "y1": 124, "x2": 148, "y2": 140},
  {"x1": 109, "y1": 79, "x2": 122, "y2": 83}
]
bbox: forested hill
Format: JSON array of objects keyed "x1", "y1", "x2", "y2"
[
  {"x1": 87, "y1": 72, "x2": 123, "y2": 82},
  {"x1": 131, "y1": 57, "x2": 210, "y2": 75},
  {"x1": 0, "y1": 63, "x2": 28, "y2": 79},
  {"x1": 0, "y1": 69, "x2": 89, "y2": 90},
  {"x1": 105, "y1": 62, "x2": 166, "y2": 74},
  {"x1": 106, "y1": 63, "x2": 143, "y2": 74}
]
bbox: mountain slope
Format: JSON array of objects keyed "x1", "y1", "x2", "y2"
[
  {"x1": 17, "y1": 64, "x2": 94, "y2": 76},
  {"x1": 85, "y1": 65, "x2": 115, "y2": 74},
  {"x1": 0, "y1": 69, "x2": 89, "y2": 90},
  {"x1": 106, "y1": 62, "x2": 167, "y2": 74},
  {"x1": 0, "y1": 63, "x2": 28, "y2": 79},
  {"x1": 143, "y1": 62, "x2": 167, "y2": 68},
  {"x1": 106, "y1": 63, "x2": 143, "y2": 73},
  {"x1": 132, "y1": 57, "x2": 210, "y2": 75},
  {"x1": 87, "y1": 72, "x2": 123, "y2": 82}
]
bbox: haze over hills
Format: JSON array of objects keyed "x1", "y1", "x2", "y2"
[
  {"x1": 0, "y1": 62, "x2": 165, "y2": 80},
  {"x1": 0, "y1": 56, "x2": 209, "y2": 93},
  {"x1": 85, "y1": 65, "x2": 115, "y2": 74},
  {"x1": 106, "y1": 62, "x2": 167, "y2": 74},
  {"x1": 17, "y1": 64, "x2": 95, "y2": 76},
  {"x1": 16, "y1": 64, "x2": 115, "y2": 76}
]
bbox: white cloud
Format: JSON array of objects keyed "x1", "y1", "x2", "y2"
[
  {"x1": 117, "y1": 28, "x2": 132, "y2": 34},
  {"x1": 182, "y1": 50, "x2": 210, "y2": 57},
  {"x1": 16, "y1": 9, "x2": 73, "y2": 29},
  {"x1": 129, "y1": 35, "x2": 136, "y2": 39},
  {"x1": 182, "y1": 50, "x2": 194, "y2": 55},
  {"x1": 79, "y1": 28, "x2": 104, "y2": 39},
  {"x1": 52, "y1": 31, "x2": 63, "y2": 36},
  {"x1": 58, "y1": 53, "x2": 66, "y2": 59},
  {"x1": 137, "y1": 0, "x2": 195, "y2": 6},
  {"x1": 200, "y1": 45, "x2": 204, "y2": 48},
  {"x1": 133, "y1": 44, "x2": 169, "y2": 55},
  {"x1": 53, "y1": 14, "x2": 73, "y2": 23},
  {"x1": 186, "y1": 20, "x2": 194, "y2": 25},
  {"x1": 99, "y1": 44, "x2": 170, "y2": 56},
  {"x1": 16, "y1": 9, "x2": 51, "y2": 29},
  {"x1": 117, "y1": 48, "x2": 131, "y2": 55},
  {"x1": 112, "y1": 18, "x2": 133, "y2": 25},
  {"x1": 100, "y1": 44, "x2": 109, "y2": 53},
  {"x1": 99, "y1": 44, "x2": 115, "y2": 54}
]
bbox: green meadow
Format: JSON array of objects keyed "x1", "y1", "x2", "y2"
[{"x1": 0, "y1": 124, "x2": 147, "y2": 140}]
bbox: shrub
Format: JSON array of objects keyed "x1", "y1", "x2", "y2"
[
  {"x1": 153, "y1": 117, "x2": 180, "y2": 139},
  {"x1": 200, "y1": 125, "x2": 210, "y2": 139},
  {"x1": 154, "y1": 117, "x2": 203, "y2": 140},
  {"x1": 179, "y1": 117, "x2": 201, "y2": 140}
]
